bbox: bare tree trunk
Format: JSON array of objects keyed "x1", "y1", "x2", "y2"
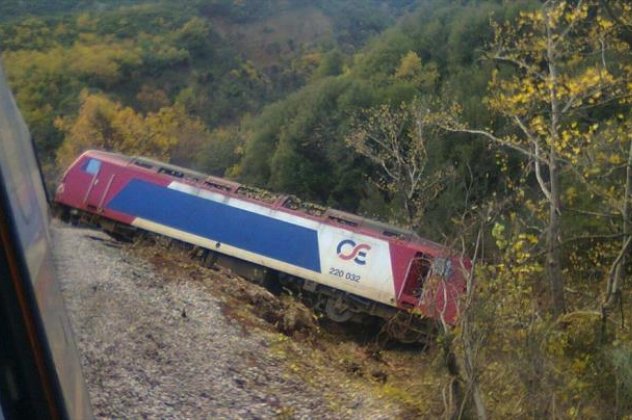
[
  {"x1": 459, "y1": 317, "x2": 488, "y2": 420},
  {"x1": 459, "y1": 228, "x2": 487, "y2": 420},
  {"x1": 546, "y1": 7, "x2": 566, "y2": 317},
  {"x1": 442, "y1": 337, "x2": 464, "y2": 420},
  {"x1": 547, "y1": 156, "x2": 566, "y2": 316},
  {"x1": 441, "y1": 228, "x2": 487, "y2": 420},
  {"x1": 612, "y1": 135, "x2": 632, "y2": 303}
]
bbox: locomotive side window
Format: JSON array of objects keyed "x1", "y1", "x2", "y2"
[{"x1": 83, "y1": 158, "x2": 101, "y2": 175}]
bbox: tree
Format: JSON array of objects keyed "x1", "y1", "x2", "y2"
[
  {"x1": 196, "y1": 125, "x2": 247, "y2": 176},
  {"x1": 55, "y1": 91, "x2": 210, "y2": 169},
  {"x1": 393, "y1": 50, "x2": 438, "y2": 89},
  {"x1": 439, "y1": 0, "x2": 632, "y2": 317},
  {"x1": 571, "y1": 116, "x2": 632, "y2": 324},
  {"x1": 394, "y1": 51, "x2": 422, "y2": 80},
  {"x1": 346, "y1": 99, "x2": 453, "y2": 229}
]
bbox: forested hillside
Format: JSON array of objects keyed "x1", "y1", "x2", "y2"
[
  {"x1": 0, "y1": 0, "x2": 413, "y2": 176},
  {"x1": 4, "y1": 0, "x2": 632, "y2": 417}
]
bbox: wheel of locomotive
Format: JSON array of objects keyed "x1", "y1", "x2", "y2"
[{"x1": 325, "y1": 295, "x2": 354, "y2": 323}]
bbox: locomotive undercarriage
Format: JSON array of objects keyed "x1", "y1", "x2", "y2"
[
  {"x1": 55, "y1": 204, "x2": 435, "y2": 343},
  {"x1": 275, "y1": 272, "x2": 435, "y2": 343}
]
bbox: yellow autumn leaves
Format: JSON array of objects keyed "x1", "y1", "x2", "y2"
[{"x1": 55, "y1": 91, "x2": 211, "y2": 169}]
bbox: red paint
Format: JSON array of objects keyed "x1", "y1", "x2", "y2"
[{"x1": 389, "y1": 242, "x2": 469, "y2": 325}]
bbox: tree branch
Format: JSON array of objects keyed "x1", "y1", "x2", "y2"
[
  {"x1": 439, "y1": 125, "x2": 549, "y2": 164},
  {"x1": 533, "y1": 142, "x2": 553, "y2": 203}
]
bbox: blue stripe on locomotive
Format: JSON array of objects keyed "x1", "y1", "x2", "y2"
[{"x1": 108, "y1": 179, "x2": 321, "y2": 272}]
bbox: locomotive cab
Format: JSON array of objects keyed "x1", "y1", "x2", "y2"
[
  {"x1": 396, "y1": 247, "x2": 468, "y2": 324},
  {"x1": 56, "y1": 153, "x2": 112, "y2": 214}
]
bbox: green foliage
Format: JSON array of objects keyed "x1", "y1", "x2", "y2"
[
  {"x1": 195, "y1": 125, "x2": 247, "y2": 176},
  {"x1": 237, "y1": 0, "x2": 516, "y2": 230},
  {"x1": 174, "y1": 17, "x2": 213, "y2": 58},
  {"x1": 315, "y1": 0, "x2": 415, "y2": 50},
  {"x1": 312, "y1": 49, "x2": 344, "y2": 80},
  {"x1": 610, "y1": 344, "x2": 632, "y2": 414},
  {"x1": 1, "y1": 0, "x2": 411, "y2": 180},
  {"x1": 239, "y1": 77, "x2": 364, "y2": 205},
  {"x1": 195, "y1": 0, "x2": 277, "y2": 24},
  {"x1": 351, "y1": 29, "x2": 416, "y2": 82}
]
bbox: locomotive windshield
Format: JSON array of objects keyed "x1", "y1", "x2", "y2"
[{"x1": 83, "y1": 158, "x2": 101, "y2": 175}]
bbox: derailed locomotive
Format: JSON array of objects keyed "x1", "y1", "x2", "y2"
[{"x1": 54, "y1": 150, "x2": 469, "y2": 341}]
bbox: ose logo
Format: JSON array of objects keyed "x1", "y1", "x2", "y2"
[{"x1": 336, "y1": 239, "x2": 371, "y2": 265}]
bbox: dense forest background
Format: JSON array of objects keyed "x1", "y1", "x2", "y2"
[{"x1": 4, "y1": 0, "x2": 632, "y2": 417}]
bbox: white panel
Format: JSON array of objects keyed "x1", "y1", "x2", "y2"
[{"x1": 317, "y1": 226, "x2": 396, "y2": 305}]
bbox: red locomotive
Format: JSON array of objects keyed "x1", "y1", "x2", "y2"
[{"x1": 55, "y1": 150, "x2": 469, "y2": 341}]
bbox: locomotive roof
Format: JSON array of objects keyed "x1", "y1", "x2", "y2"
[{"x1": 85, "y1": 149, "x2": 131, "y2": 162}]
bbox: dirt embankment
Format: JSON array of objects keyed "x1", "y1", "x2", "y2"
[{"x1": 53, "y1": 223, "x2": 446, "y2": 419}]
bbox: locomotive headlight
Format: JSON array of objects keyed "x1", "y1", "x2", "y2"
[{"x1": 56, "y1": 183, "x2": 65, "y2": 196}]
